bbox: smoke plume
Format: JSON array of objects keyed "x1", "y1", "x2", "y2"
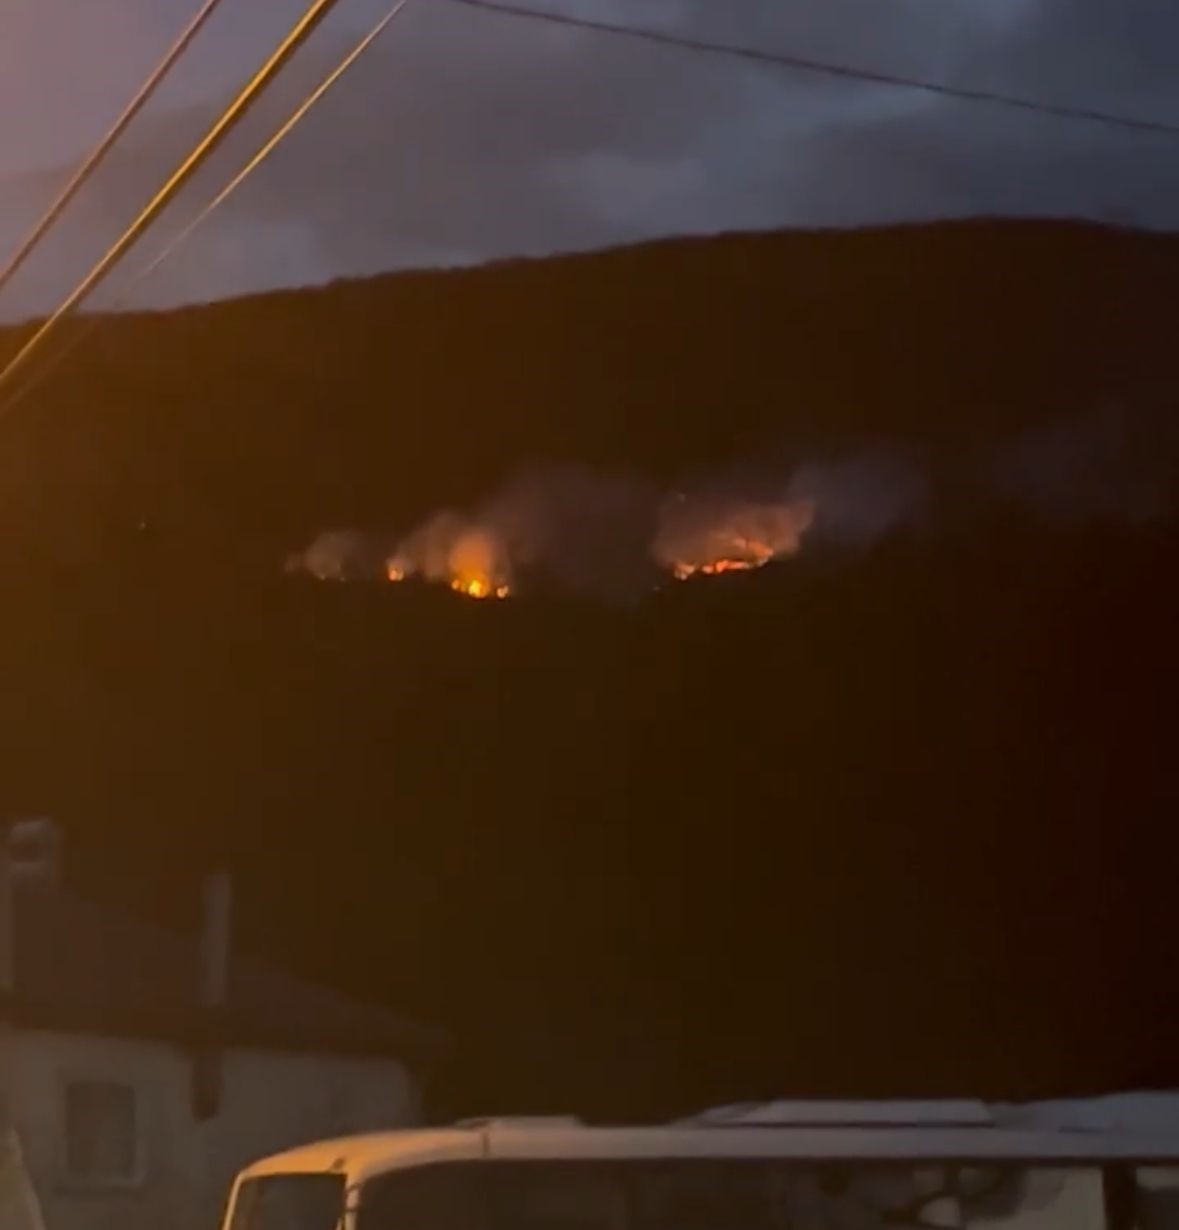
[
  {"x1": 992, "y1": 405, "x2": 1178, "y2": 527},
  {"x1": 287, "y1": 453, "x2": 923, "y2": 599},
  {"x1": 652, "y1": 494, "x2": 815, "y2": 579},
  {"x1": 286, "y1": 409, "x2": 1177, "y2": 601}
]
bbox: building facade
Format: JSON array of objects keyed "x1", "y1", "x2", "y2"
[
  {"x1": 12, "y1": 1031, "x2": 417, "y2": 1230},
  {"x1": 4, "y1": 852, "x2": 438, "y2": 1230}
]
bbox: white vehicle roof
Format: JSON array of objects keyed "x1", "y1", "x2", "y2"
[
  {"x1": 683, "y1": 1101, "x2": 995, "y2": 1128},
  {"x1": 238, "y1": 1114, "x2": 1179, "y2": 1189},
  {"x1": 690, "y1": 1094, "x2": 1179, "y2": 1134}
]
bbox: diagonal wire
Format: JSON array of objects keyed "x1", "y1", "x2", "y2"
[
  {"x1": 137, "y1": 0, "x2": 414, "y2": 296},
  {"x1": 0, "y1": 0, "x2": 235, "y2": 299},
  {"x1": 446, "y1": 0, "x2": 1179, "y2": 139},
  {"x1": 0, "y1": 0, "x2": 365, "y2": 405},
  {"x1": 0, "y1": 0, "x2": 415, "y2": 422}
]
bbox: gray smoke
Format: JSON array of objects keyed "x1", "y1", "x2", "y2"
[
  {"x1": 286, "y1": 411, "x2": 1177, "y2": 600},
  {"x1": 286, "y1": 452, "x2": 926, "y2": 597},
  {"x1": 992, "y1": 405, "x2": 1178, "y2": 526},
  {"x1": 787, "y1": 453, "x2": 927, "y2": 546}
]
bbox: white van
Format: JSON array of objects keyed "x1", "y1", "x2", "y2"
[{"x1": 220, "y1": 1108, "x2": 1179, "y2": 1230}]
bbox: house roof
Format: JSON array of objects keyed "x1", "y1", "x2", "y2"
[{"x1": 8, "y1": 885, "x2": 442, "y2": 1064}]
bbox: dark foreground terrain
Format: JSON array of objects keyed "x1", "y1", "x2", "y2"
[{"x1": 1, "y1": 219, "x2": 1176, "y2": 1117}]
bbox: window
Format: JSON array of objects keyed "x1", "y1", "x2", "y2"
[
  {"x1": 360, "y1": 1163, "x2": 626, "y2": 1230},
  {"x1": 229, "y1": 1174, "x2": 347, "y2": 1230},
  {"x1": 1136, "y1": 1167, "x2": 1179, "y2": 1228},
  {"x1": 63, "y1": 1080, "x2": 137, "y2": 1184},
  {"x1": 358, "y1": 1161, "x2": 1110, "y2": 1230},
  {"x1": 632, "y1": 1162, "x2": 779, "y2": 1230},
  {"x1": 360, "y1": 1164, "x2": 487, "y2": 1230},
  {"x1": 489, "y1": 1164, "x2": 626, "y2": 1230}
]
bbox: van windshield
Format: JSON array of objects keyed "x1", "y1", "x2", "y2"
[
  {"x1": 356, "y1": 1160, "x2": 1157, "y2": 1230},
  {"x1": 230, "y1": 1173, "x2": 346, "y2": 1230}
]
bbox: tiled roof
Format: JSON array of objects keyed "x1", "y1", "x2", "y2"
[{"x1": 9, "y1": 887, "x2": 442, "y2": 1063}]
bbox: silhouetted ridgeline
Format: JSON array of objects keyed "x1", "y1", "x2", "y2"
[
  {"x1": 1, "y1": 218, "x2": 1176, "y2": 561},
  {"x1": 0, "y1": 220, "x2": 1175, "y2": 1118}
]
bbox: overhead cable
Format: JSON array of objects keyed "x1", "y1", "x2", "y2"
[
  {"x1": 0, "y1": 0, "x2": 415, "y2": 419},
  {"x1": 446, "y1": 0, "x2": 1179, "y2": 139},
  {"x1": 0, "y1": 0, "x2": 235, "y2": 299},
  {"x1": 0, "y1": 0, "x2": 358, "y2": 401}
]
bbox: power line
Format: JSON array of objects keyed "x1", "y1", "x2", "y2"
[
  {"x1": 142, "y1": 0, "x2": 415, "y2": 292},
  {"x1": 0, "y1": 0, "x2": 359, "y2": 402},
  {"x1": 0, "y1": 0, "x2": 415, "y2": 420},
  {"x1": 5, "y1": 0, "x2": 1169, "y2": 416},
  {"x1": 0, "y1": 0, "x2": 235, "y2": 299},
  {"x1": 446, "y1": 0, "x2": 1179, "y2": 139}
]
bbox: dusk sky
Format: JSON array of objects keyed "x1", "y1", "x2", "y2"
[{"x1": 2, "y1": 0, "x2": 1178, "y2": 317}]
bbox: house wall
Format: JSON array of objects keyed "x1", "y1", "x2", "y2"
[{"x1": 9, "y1": 1029, "x2": 419, "y2": 1230}]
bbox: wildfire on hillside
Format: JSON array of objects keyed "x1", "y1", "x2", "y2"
[
  {"x1": 288, "y1": 470, "x2": 837, "y2": 599},
  {"x1": 384, "y1": 523, "x2": 511, "y2": 599},
  {"x1": 450, "y1": 576, "x2": 511, "y2": 600},
  {"x1": 653, "y1": 496, "x2": 816, "y2": 581}
]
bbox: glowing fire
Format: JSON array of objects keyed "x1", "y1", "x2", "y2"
[
  {"x1": 450, "y1": 576, "x2": 510, "y2": 600},
  {"x1": 672, "y1": 539, "x2": 777, "y2": 580},
  {"x1": 656, "y1": 497, "x2": 815, "y2": 581},
  {"x1": 445, "y1": 528, "x2": 511, "y2": 598},
  {"x1": 296, "y1": 483, "x2": 820, "y2": 599},
  {"x1": 383, "y1": 526, "x2": 511, "y2": 598}
]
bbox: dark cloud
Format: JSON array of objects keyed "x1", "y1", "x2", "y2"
[
  {"x1": 0, "y1": 0, "x2": 1175, "y2": 319},
  {"x1": 0, "y1": 0, "x2": 316, "y2": 175},
  {"x1": 978, "y1": 0, "x2": 1179, "y2": 116}
]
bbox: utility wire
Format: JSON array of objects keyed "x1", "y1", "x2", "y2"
[
  {"x1": 6, "y1": 0, "x2": 1170, "y2": 413},
  {"x1": 446, "y1": 0, "x2": 1179, "y2": 139},
  {"x1": 0, "y1": 0, "x2": 358, "y2": 402},
  {"x1": 141, "y1": 0, "x2": 414, "y2": 292},
  {"x1": 0, "y1": 0, "x2": 234, "y2": 299},
  {"x1": 0, "y1": 0, "x2": 415, "y2": 420}
]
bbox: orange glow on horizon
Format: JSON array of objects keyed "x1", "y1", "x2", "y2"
[
  {"x1": 450, "y1": 576, "x2": 510, "y2": 600},
  {"x1": 672, "y1": 541, "x2": 776, "y2": 580},
  {"x1": 658, "y1": 499, "x2": 814, "y2": 582}
]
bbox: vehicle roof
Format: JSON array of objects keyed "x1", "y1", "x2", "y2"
[
  {"x1": 684, "y1": 1100, "x2": 995, "y2": 1128},
  {"x1": 238, "y1": 1121, "x2": 1179, "y2": 1187}
]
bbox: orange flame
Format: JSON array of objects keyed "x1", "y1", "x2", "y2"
[
  {"x1": 450, "y1": 576, "x2": 510, "y2": 600},
  {"x1": 675, "y1": 559, "x2": 751, "y2": 579},
  {"x1": 384, "y1": 525, "x2": 512, "y2": 598},
  {"x1": 445, "y1": 527, "x2": 511, "y2": 598},
  {"x1": 656, "y1": 498, "x2": 815, "y2": 581}
]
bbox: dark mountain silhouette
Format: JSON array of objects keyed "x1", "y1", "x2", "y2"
[
  {"x1": 0, "y1": 219, "x2": 1176, "y2": 1119},
  {"x1": 3, "y1": 218, "x2": 1176, "y2": 547}
]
